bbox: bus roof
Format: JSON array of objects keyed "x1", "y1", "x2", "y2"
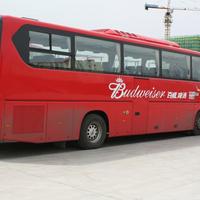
[
  {"x1": 3, "y1": 15, "x2": 200, "y2": 57},
  {"x1": 94, "y1": 29, "x2": 180, "y2": 48}
]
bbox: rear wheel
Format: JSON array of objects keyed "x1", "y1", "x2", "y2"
[
  {"x1": 79, "y1": 114, "x2": 107, "y2": 149},
  {"x1": 193, "y1": 112, "x2": 200, "y2": 135}
]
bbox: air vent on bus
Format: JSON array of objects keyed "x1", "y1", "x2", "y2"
[
  {"x1": 94, "y1": 29, "x2": 180, "y2": 48},
  {"x1": 21, "y1": 17, "x2": 39, "y2": 21},
  {"x1": 13, "y1": 105, "x2": 45, "y2": 134}
]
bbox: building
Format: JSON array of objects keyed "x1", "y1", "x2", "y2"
[{"x1": 170, "y1": 35, "x2": 200, "y2": 52}]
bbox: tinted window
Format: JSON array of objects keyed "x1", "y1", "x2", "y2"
[
  {"x1": 192, "y1": 56, "x2": 200, "y2": 81},
  {"x1": 52, "y1": 34, "x2": 71, "y2": 53},
  {"x1": 75, "y1": 36, "x2": 121, "y2": 73},
  {"x1": 162, "y1": 51, "x2": 190, "y2": 80},
  {"x1": 30, "y1": 52, "x2": 71, "y2": 69},
  {"x1": 29, "y1": 31, "x2": 71, "y2": 70},
  {"x1": 124, "y1": 45, "x2": 159, "y2": 77},
  {"x1": 29, "y1": 31, "x2": 50, "y2": 50}
]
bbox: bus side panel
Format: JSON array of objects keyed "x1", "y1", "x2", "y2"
[
  {"x1": 3, "y1": 101, "x2": 47, "y2": 142},
  {"x1": 0, "y1": 100, "x2": 3, "y2": 141},
  {"x1": 147, "y1": 78, "x2": 198, "y2": 133},
  {"x1": 47, "y1": 101, "x2": 132, "y2": 141},
  {"x1": 46, "y1": 103, "x2": 74, "y2": 142},
  {"x1": 132, "y1": 78, "x2": 149, "y2": 135},
  {"x1": 147, "y1": 102, "x2": 195, "y2": 133},
  {"x1": 3, "y1": 101, "x2": 132, "y2": 143},
  {"x1": 0, "y1": 17, "x2": 3, "y2": 141},
  {"x1": 3, "y1": 101, "x2": 75, "y2": 143}
]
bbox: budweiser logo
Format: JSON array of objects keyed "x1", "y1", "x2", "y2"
[
  {"x1": 108, "y1": 78, "x2": 166, "y2": 99},
  {"x1": 108, "y1": 78, "x2": 200, "y2": 100}
]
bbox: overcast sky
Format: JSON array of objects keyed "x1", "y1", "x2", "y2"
[{"x1": 0, "y1": 0, "x2": 200, "y2": 38}]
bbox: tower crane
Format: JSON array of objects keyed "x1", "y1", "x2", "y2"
[{"x1": 145, "y1": 0, "x2": 200, "y2": 40}]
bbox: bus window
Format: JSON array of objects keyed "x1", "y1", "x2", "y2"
[
  {"x1": 29, "y1": 31, "x2": 50, "y2": 50},
  {"x1": 124, "y1": 45, "x2": 159, "y2": 77},
  {"x1": 192, "y1": 56, "x2": 200, "y2": 81},
  {"x1": 29, "y1": 52, "x2": 71, "y2": 69},
  {"x1": 75, "y1": 36, "x2": 121, "y2": 73},
  {"x1": 52, "y1": 34, "x2": 71, "y2": 53},
  {"x1": 29, "y1": 31, "x2": 71, "y2": 70},
  {"x1": 162, "y1": 51, "x2": 190, "y2": 80}
]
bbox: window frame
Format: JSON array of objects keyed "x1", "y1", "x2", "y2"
[{"x1": 13, "y1": 25, "x2": 74, "y2": 71}]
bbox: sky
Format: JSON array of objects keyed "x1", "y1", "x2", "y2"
[{"x1": 0, "y1": 0, "x2": 200, "y2": 39}]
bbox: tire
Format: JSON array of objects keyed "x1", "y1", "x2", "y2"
[
  {"x1": 193, "y1": 112, "x2": 200, "y2": 135},
  {"x1": 79, "y1": 114, "x2": 107, "y2": 149}
]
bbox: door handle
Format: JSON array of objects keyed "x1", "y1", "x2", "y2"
[{"x1": 135, "y1": 112, "x2": 140, "y2": 116}]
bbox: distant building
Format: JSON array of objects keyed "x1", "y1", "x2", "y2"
[{"x1": 169, "y1": 35, "x2": 200, "y2": 52}]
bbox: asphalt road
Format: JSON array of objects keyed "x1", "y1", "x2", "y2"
[{"x1": 0, "y1": 132, "x2": 200, "y2": 200}]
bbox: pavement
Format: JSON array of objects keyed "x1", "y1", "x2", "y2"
[{"x1": 0, "y1": 132, "x2": 200, "y2": 200}]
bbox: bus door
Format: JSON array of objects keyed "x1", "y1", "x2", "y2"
[
  {"x1": 123, "y1": 43, "x2": 159, "y2": 135},
  {"x1": 132, "y1": 77, "x2": 150, "y2": 134}
]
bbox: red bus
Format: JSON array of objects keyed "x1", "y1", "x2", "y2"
[{"x1": 1, "y1": 16, "x2": 200, "y2": 149}]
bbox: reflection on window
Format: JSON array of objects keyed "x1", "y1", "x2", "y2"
[
  {"x1": 75, "y1": 36, "x2": 121, "y2": 73},
  {"x1": 192, "y1": 57, "x2": 200, "y2": 81},
  {"x1": 162, "y1": 51, "x2": 190, "y2": 80},
  {"x1": 124, "y1": 45, "x2": 159, "y2": 77},
  {"x1": 29, "y1": 51, "x2": 71, "y2": 69},
  {"x1": 52, "y1": 34, "x2": 71, "y2": 53},
  {"x1": 28, "y1": 31, "x2": 72, "y2": 70},
  {"x1": 29, "y1": 31, "x2": 50, "y2": 50}
]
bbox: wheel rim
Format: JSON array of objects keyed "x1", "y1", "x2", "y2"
[{"x1": 86, "y1": 122, "x2": 102, "y2": 143}]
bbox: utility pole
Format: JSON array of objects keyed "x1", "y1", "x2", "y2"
[{"x1": 145, "y1": 0, "x2": 200, "y2": 40}]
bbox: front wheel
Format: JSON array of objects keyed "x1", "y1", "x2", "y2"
[
  {"x1": 193, "y1": 112, "x2": 200, "y2": 135},
  {"x1": 78, "y1": 114, "x2": 107, "y2": 149}
]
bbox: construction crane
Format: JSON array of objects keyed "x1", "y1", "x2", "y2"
[{"x1": 145, "y1": 0, "x2": 200, "y2": 40}]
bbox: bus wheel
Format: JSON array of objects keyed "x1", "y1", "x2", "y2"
[
  {"x1": 193, "y1": 112, "x2": 200, "y2": 135},
  {"x1": 79, "y1": 114, "x2": 107, "y2": 149}
]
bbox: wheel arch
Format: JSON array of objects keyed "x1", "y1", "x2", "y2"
[
  {"x1": 194, "y1": 110, "x2": 200, "y2": 124},
  {"x1": 195, "y1": 110, "x2": 200, "y2": 116},
  {"x1": 82, "y1": 110, "x2": 109, "y2": 134},
  {"x1": 192, "y1": 109, "x2": 200, "y2": 136}
]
